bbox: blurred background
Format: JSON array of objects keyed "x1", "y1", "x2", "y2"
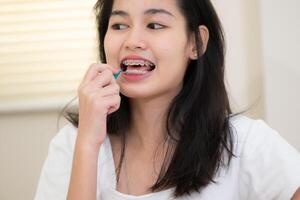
[{"x1": 0, "y1": 0, "x2": 299, "y2": 199}]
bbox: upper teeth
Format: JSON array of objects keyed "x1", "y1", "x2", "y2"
[{"x1": 122, "y1": 59, "x2": 154, "y2": 66}]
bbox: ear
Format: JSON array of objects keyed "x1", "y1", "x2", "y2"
[{"x1": 188, "y1": 25, "x2": 209, "y2": 60}]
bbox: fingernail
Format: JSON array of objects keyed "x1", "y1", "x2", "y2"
[{"x1": 112, "y1": 68, "x2": 119, "y2": 73}]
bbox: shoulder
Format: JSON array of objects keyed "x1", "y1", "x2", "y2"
[
  {"x1": 229, "y1": 115, "x2": 300, "y2": 199},
  {"x1": 229, "y1": 114, "x2": 271, "y2": 140},
  {"x1": 46, "y1": 123, "x2": 79, "y2": 158},
  {"x1": 34, "y1": 123, "x2": 78, "y2": 199},
  {"x1": 229, "y1": 114, "x2": 300, "y2": 158},
  {"x1": 44, "y1": 122, "x2": 79, "y2": 169},
  {"x1": 228, "y1": 115, "x2": 277, "y2": 153},
  {"x1": 51, "y1": 123, "x2": 78, "y2": 146}
]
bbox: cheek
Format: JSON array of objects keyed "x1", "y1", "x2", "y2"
[
  {"x1": 154, "y1": 32, "x2": 189, "y2": 59},
  {"x1": 155, "y1": 39, "x2": 189, "y2": 71},
  {"x1": 104, "y1": 34, "x2": 113, "y2": 53},
  {"x1": 103, "y1": 36, "x2": 110, "y2": 59},
  {"x1": 154, "y1": 38, "x2": 189, "y2": 86},
  {"x1": 104, "y1": 34, "x2": 120, "y2": 63}
]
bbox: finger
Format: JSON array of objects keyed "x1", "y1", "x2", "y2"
[
  {"x1": 104, "y1": 64, "x2": 121, "y2": 82},
  {"x1": 79, "y1": 75, "x2": 117, "y2": 97},
  {"x1": 105, "y1": 95, "x2": 121, "y2": 115},
  {"x1": 103, "y1": 66, "x2": 120, "y2": 84},
  {"x1": 82, "y1": 63, "x2": 105, "y2": 84},
  {"x1": 82, "y1": 63, "x2": 116, "y2": 85},
  {"x1": 99, "y1": 84, "x2": 120, "y2": 97},
  {"x1": 93, "y1": 68, "x2": 114, "y2": 87}
]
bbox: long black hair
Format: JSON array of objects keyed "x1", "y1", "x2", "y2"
[{"x1": 65, "y1": 0, "x2": 235, "y2": 197}]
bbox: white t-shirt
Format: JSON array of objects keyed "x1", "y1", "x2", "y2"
[{"x1": 34, "y1": 115, "x2": 300, "y2": 200}]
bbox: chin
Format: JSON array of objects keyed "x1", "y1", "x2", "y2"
[
  {"x1": 119, "y1": 84, "x2": 179, "y2": 100},
  {"x1": 120, "y1": 88, "x2": 160, "y2": 99},
  {"x1": 120, "y1": 91, "x2": 153, "y2": 99}
]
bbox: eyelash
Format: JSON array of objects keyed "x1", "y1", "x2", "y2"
[{"x1": 111, "y1": 23, "x2": 165, "y2": 30}]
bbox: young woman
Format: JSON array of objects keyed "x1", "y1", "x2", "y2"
[{"x1": 35, "y1": 0, "x2": 300, "y2": 199}]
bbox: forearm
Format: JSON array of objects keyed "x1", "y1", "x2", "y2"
[{"x1": 67, "y1": 139, "x2": 101, "y2": 200}]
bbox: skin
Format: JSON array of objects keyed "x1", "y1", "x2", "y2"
[
  {"x1": 292, "y1": 187, "x2": 300, "y2": 200},
  {"x1": 104, "y1": 0, "x2": 208, "y2": 195},
  {"x1": 67, "y1": 64, "x2": 121, "y2": 200},
  {"x1": 67, "y1": 0, "x2": 208, "y2": 198},
  {"x1": 67, "y1": 0, "x2": 299, "y2": 199}
]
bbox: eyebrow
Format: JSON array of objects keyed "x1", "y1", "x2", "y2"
[{"x1": 110, "y1": 8, "x2": 175, "y2": 18}]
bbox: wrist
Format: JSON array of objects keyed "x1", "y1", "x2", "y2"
[{"x1": 75, "y1": 135, "x2": 103, "y2": 154}]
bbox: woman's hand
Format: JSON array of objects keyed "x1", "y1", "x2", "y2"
[
  {"x1": 76, "y1": 63, "x2": 121, "y2": 149},
  {"x1": 68, "y1": 63, "x2": 120, "y2": 200}
]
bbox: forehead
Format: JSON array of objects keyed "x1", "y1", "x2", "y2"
[{"x1": 111, "y1": 0, "x2": 181, "y2": 18}]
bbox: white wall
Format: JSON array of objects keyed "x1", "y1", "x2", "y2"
[
  {"x1": 213, "y1": 0, "x2": 300, "y2": 150},
  {"x1": 0, "y1": 111, "x2": 68, "y2": 200},
  {"x1": 259, "y1": 0, "x2": 300, "y2": 149},
  {"x1": 213, "y1": 0, "x2": 265, "y2": 117}
]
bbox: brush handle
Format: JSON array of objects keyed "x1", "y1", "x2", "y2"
[{"x1": 113, "y1": 69, "x2": 122, "y2": 79}]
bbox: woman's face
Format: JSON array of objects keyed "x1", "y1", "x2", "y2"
[{"x1": 104, "y1": 0, "x2": 196, "y2": 99}]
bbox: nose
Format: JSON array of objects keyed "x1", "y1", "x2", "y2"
[{"x1": 124, "y1": 26, "x2": 147, "y2": 51}]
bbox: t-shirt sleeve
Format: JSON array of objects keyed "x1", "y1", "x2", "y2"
[
  {"x1": 239, "y1": 120, "x2": 300, "y2": 200},
  {"x1": 34, "y1": 123, "x2": 77, "y2": 200}
]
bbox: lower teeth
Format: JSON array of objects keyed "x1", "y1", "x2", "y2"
[{"x1": 125, "y1": 69, "x2": 148, "y2": 75}]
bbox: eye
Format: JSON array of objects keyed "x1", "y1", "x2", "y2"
[
  {"x1": 147, "y1": 23, "x2": 165, "y2": 29},
  {"x1": 111, "y1": 24, "x2": 128, "y2": 30}
]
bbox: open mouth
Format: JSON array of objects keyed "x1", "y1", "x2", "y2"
[{"x1": 120, "y1": 59, "x2": 156, "y2": 75}]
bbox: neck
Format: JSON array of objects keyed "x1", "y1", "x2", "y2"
[{"x1": 127, "y1": 92, "x2": 177, "y2": 151}]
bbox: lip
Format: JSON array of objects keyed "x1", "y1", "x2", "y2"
[{"x1": 122, "y1": 70, "x2": 154, "y2": 81}]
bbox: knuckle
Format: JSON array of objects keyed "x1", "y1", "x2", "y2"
[
  {"x1": 88, "y1": 63, "x2": 98, "y2": 72},
  {"x1": 101, "y1": 63, "x2": 112, "y2": 69},
  {"x1": 89, "y1": 63, "x2": 99, "y2": 69},
  {"x1": 100, "y1": 73, "x2": 112, "y2": 85},
  {"x1": 114, "y1": 99, "x2": 121, "y2": 110},
  {"x1": 89, "y1": 63, "x2": 105, "y2": 73}
]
